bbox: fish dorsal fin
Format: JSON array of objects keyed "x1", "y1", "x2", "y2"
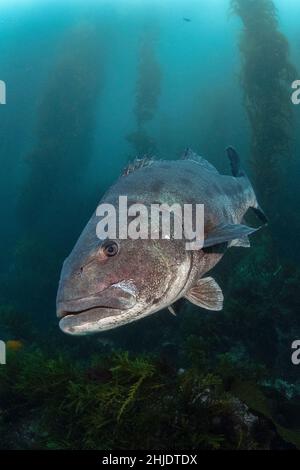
[
  {"x1": 204, "y1": 223, "x2": 259, "y2": 248},
  {"x1": 122, "y1": 156, "x2": 154, "y2": 176},
  {"x1": 184, "y1": 277, "x2": 224, "y2": 311},
  {"x1": 182, "y1": 148, "x2": 219, "y2": 174}
]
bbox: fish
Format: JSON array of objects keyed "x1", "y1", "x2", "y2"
[
  {"x1": 183, "y1": 17, "x2": 192, "y2": 22},
  {"x1": 56, "y1": 147, "x2": 267, "y2": 336}
]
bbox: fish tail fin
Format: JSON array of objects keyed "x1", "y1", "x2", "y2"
[{"x1": 226, "y1": 146, "x2": 268, "y2": 225}]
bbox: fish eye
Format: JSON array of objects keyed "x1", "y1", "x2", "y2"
[{"x1": 102, "y1": 241, "x2": 119, "y2": 257}]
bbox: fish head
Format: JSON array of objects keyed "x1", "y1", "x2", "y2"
[{"x1": 56, "y1": 213, "x2": 190, "y2": 335}]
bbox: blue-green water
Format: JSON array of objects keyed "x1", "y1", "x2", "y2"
[{"x1": 0, "y1": 0, "x2": 300, "y2": 450}]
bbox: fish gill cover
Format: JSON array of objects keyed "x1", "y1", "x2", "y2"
[{"x1": 0, "y1": 0, "x2": 299, "y2": 453}]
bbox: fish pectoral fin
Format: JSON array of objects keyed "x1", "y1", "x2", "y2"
[
  {"x1": 228, "y1": 236, "x2": 250, "y2": 248},
  {"x1": 184, "y1": 277, "x2": 224, "y2": 311},
  {"x1": 204, "y1": 223, "x2": 258, "y2": 248}
]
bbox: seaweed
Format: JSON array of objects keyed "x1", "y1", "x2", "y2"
[
  {"x1": 231, "y1": 379, "x2": 300, "y2": 449},
  {"x1": 18, "y1": 22, "x2": 104, "y2": 232},
  {"x1": 231, "y1": 0, "x2": 296, "y2": 210},
  {"x1": 0, "y1": 345, "x2": 298, "y2": 450}
]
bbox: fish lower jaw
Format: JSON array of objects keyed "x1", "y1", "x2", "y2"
[
  {"x1": 59, "y1": 302, "x2": 154, "y2": 335},
  {"x1": 59, "y1": 296, "x2": 180, "y2": 336},
  {"x1": 59, "y1": 306, "x2": 132, "y2": 335}
]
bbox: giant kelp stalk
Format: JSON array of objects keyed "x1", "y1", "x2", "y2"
[
  {"x1": 231, "y1": 0, "x2": 296, "y2": 209},
  {"x1": 8, "y1": 23, "x2": 104, "y2": 313},
  {"x1": 127, "y1": 26, "x2": 162, "y2": 156},
  {"x1": 19, "y1": 23, "x2": 103, "y2": 232}
]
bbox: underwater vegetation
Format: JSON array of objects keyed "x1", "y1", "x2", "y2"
[
  {"x1": 0, "y1": 345, "x2": 299, "y2": 450},
  {"x1": 18, "y1": 22, "x2": 104, "y2": 232},
  {"x1": 1, "y1": 239, "x2": 300, "y2": 450},
  {"x1": 231, "y1": 0, "x2": 296, "y2": 211},
  {"x1": 127, "y1": 24, "x2": 162, "y2": 156}
]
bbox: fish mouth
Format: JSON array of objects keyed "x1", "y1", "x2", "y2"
[
  {"x1": 57, "y1": 298, "x2": 125, "y2": 320},
  {"x1": 59, "y1": 306, "x2": 126, "y2": 336},
  {"x1": 57, "y1": 305, "x2": 121, "y2": 320},
  {"x1": 57, "y1": 281, "x2": 137, "y2": 336}
]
